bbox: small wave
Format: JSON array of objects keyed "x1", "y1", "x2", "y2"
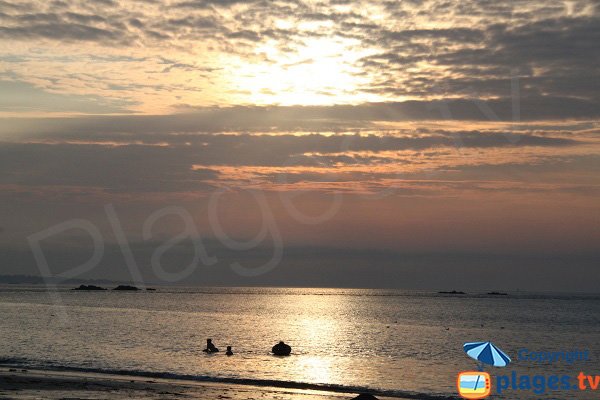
[
  {"x1": 0, "y1": 358, "x2": 458, "y2": 400},
  {"x1": 0, "y1": 356, "x2": 28, "y2": 365}
]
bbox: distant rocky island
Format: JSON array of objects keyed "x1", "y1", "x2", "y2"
[
  {"x1": 72, "y1": 284, "x2": 107, "y2": 291},
  {"x1": 0, "y1": 275, "x2": 157, "y2": 291},
  {"x1": 72, "y1": 284, "x2": 155, "y2": 291},
  {"x1": 438, "y1": 290, "x2": 466, "y2": 295},
  {"x1": 113, "y1": 285, "x2": 140, "y2": 291}
]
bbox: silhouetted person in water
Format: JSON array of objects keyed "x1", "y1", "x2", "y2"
[
  {"x1": 203, "y1": 338, "x2": 219, "y2": 353},
  {"x1": 271, "y1": 341, "x2": 291, "y2": 356},
  {"x1": 226, "y1": 346, "x2": 233, "y2": 356}
]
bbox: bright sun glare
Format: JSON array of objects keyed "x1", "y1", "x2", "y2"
[{"x1": 228, "y1": 36, "x2": 381, "y2": 106}]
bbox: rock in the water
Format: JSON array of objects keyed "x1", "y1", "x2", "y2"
[
  {"x1": 352, "y1": 394, "x2": 379, "y2": 400},
  {"x1": 113, "y1": 285, "x2": 140, "y2": 291},
  {"x1": 72, "y1": 284, "x2": 106, "y2": 291}
]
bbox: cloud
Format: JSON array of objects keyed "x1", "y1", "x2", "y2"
[
  {"x1": 0, "y1": 23, "x2": 123, "y2": 42},
  {"x1": 0, "y1": 127, "x2": 585, "y2": 195},
  {"x1": 1, "y1": 99, "x2": 599, "y2": 139},
  {"x1": 173, "y1": 0, "x2": 255, "y2": 9},
  {"x1": 359, "y1": 14, "x2": 600, "y2": 102},
  {"x1": 0, "y1": 0, "x2": 597, "y2": 112},
  {"x1": 379, "y1": 27, "x2": 485, "y2": 44},
  {"x1": 0, "y1": 0, "x2": 599, "y2": 292},
  {"x1": 0, "y1": 80, "x2": 135, "y2": 113},
  {"x1": 0, "y1": 10, "x2": 132, "y2": 44}
]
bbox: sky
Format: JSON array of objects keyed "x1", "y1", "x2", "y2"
[{"x1": 0, "y1": 0, "x2": 598, "y2": 291}]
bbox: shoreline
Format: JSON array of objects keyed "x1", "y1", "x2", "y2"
[{"x1": 0, "y1": 367, "x2": 412, "y2": 400}]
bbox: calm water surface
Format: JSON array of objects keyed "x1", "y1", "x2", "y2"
[{"x1": 0, "y1": 287, "x2": 599, "y2": 399}]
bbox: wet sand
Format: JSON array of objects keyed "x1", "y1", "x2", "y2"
[{"x1": 0, "y1": 367, "x2": 399, "y2": 400}]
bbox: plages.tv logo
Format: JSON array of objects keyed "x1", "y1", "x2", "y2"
[
  {"x1": 457, "y1": 371, "x2": 491, "y2": 399},
  {"x1": 457, "y1": 341, "x2": 511, "y2": 399}
]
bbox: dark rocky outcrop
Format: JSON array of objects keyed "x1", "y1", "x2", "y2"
[
  {"x1": 72, "y1": 285, "x2": 107, "y2": 291},
  {"x1": 113, "y1": 285, "x2": 140, "y2": 291}
]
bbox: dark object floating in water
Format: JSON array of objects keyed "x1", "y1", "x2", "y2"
[
  {"x1": 113, "y1": 285, "x2": 140, "y2": 291},
  {"x1": 272, "y1": 341, "x2": 292, "y2": 356},
  {"x1": 352, "y1": 394, "x2": 379, "y2": 400},
  {"x1": 226, "y1": 346, "x2": 233, "y2": 356},
  {"x1": 487, "y1": 291, "x2": 508, "y2": 296},
  {"x1": 438, "y1": 290, "x2": 466, "y2": 295},
  {"x1": 72, "y1": 284, "x2": 106, "y2": 291},
  {"x1": 146, "y1": 288, "x2": 156, "y2": 291},
  {"x1": 203, "y1": 338, "x2": 219, "y2": 353}
]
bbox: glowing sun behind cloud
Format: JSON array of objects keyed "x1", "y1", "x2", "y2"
[{"x1": 227, "y1": 36, "x2": 382, "y2": 106}]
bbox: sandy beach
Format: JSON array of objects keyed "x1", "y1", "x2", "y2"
[{"x1": 0, "y1": 368, "x2": 403, "y2": 400}]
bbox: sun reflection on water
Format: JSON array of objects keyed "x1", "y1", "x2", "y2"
[{"x1": 280, "y1": 292, "x2": 350, "y2": 384}]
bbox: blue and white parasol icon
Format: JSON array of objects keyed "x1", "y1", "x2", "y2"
[{"x1": 463, "y1": 341, "x2": 511, "y2": 370}]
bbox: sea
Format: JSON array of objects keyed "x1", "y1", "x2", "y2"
[{"x1": 0, "y1": 286, "x2": 599, "y2": 399}]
